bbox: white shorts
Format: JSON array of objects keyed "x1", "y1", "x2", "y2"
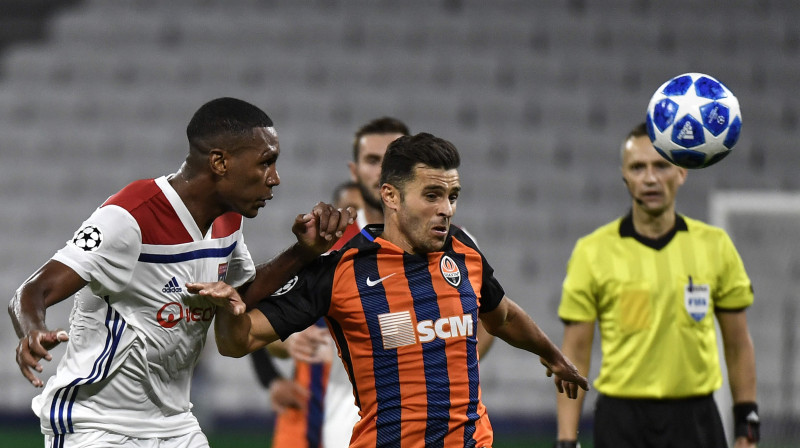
[{"x1": 45, "y1": 430, "x2": 209, "y2": 448}]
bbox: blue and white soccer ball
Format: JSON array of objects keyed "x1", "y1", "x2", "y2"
[{"x1": 646, "y1": 73, "x2": 742, "y2": 169}]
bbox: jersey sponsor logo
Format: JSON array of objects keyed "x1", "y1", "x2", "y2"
[
  {"x1": 684, "y1": 276, "x2": 711, "y2": 322},
  {"x1": 417, "y1": 314, "x2": 474, "y2": 343},
  {"x1": 366, "y1": 272, "x2": 396, "y2": 287},
  {"x1": 162, "y1": 276, "x2": 183, "y2": 293},
  {"x1": 378, "y1": 311, "x2": 416, "y2": 349},
  {"x1": 157, "y1": 301, "x2": 214, "y2": 328},
  {"x1": 377, "y1": 311, "x2": 474, "y2": 349},
  {"x1": 271, "y1": 275, "x2": 298, "y2": 296},
  {"x1": 440, "y1": 255, "x2": 461, "y2": 287},
  {"x1": 218, "y1": 262, "x2": 228, "y2": 281},
  {"x1": 71, "y1": 225, "x2": 103, "y2": 252}
]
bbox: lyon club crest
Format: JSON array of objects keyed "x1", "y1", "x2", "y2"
[{"x1": 440, "y1": 255, "x2": 461, "y2": 287}]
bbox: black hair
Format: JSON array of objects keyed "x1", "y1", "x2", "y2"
[
  {"x1": 186, "y1": 97, "x2": 273, "y2": 150},
  {"x1": 620, "y1": 122, "x2": 649, "y2": 159},
  {"x1": 331, "y1": 180, "x2": 360, "y2": 203},
  {"x1": 626, "y1": 122, "x2": 649, "y2": 141},
  {"x1": 352, "y1": 117, "x2": 410, "y2": 161},
  {"x1": 380, "y1": 132, "x2": 460, "y2": 191}
]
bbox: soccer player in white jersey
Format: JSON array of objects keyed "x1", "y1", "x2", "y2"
[{"x1": 8, "y1": 97, "x2": 354, "y2": 448}]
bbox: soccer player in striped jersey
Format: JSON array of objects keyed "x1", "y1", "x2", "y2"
[
  {"x1": 204, "y1": 132, "x2": 589, "y2": 448},
  {"x1": 554, "y1": 123, "x2": 759, "y2": 448},
  {"x1": 8, "y1": 97, "x2": 353, "y2": 448}
]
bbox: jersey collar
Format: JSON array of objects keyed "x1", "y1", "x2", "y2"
[{"x1": 619, "y1": 212, "x2": 688, "y2": 250}]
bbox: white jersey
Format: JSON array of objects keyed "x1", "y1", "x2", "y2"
[
  {"x1": 33, "y1": 176, "x2": 256, "y2": 438},
  {"x1": 323, "y1": 353, "x2": 360, "y2": 448}
]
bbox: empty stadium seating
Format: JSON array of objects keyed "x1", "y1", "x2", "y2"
[{"x1": 0, "y1": 0, "x2": 797, "y2": 440}]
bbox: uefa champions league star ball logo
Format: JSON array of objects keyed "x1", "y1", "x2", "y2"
[
  {"x1": 271, "y1": 276, "x2": 299, "y2": 296},
  {"x1": 71, "y1": 225, "x2": 103, "y2": 252}
]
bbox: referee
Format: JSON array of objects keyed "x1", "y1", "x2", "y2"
[{"x1": 554, "y1": 123, "x2": 759, "y2": 448}]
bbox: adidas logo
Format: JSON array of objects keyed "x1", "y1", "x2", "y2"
[
  {"x1": 162, "y1": 277, "x2": 183, "y2": 293},
  {"x1": 677, "y1": 121, "x2": 694, "y2": 140}
]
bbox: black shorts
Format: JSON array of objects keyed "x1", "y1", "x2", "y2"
[{"x1": 593, "y1": 393, "x2": 728, "y2": 448}]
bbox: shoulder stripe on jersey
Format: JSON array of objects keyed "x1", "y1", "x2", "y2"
[
  {"x1": 104, "y1": 179, "x2": 194, "y2": 245},
  {"x1": 211, "y1": 212, "x2": 243, "y2": 239},
  {"x1": 448, "y1": 251, "x2": 482, "y2": 445},
  {"x1": 359, "y1": 228, "x2": 375, "y2": 241},
  {"x1": 138, "y1": 241, "x2": 237, "y2": 263},
  {"x1": 404, "y1": 254, "x2": 451, "y2": 446},
  {"x1": 352, "y1": 253, "x2": 402, "y2": 446},
  {"x1": 49, "y1": 298, "x2": 126, "y2": 435}
]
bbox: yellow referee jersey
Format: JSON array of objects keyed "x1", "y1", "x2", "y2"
[{"x1": 558, "y1": 213, "x2": 753, "y2": 398}]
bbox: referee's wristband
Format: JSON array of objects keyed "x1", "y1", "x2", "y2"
[
  {"x1": 733, "y1": 402, "x2": 760, "y2": 443},
  {"x1": 553, "y1": 441, "x2": 580, "y2": 448}
]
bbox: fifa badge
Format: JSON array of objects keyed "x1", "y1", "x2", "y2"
[{"x1": 684, "y1": 276, "x2": 710, "y2": 322}]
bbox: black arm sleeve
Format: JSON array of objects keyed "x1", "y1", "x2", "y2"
[{"x1": 250, "y1": 349, "x2": 283, "y2": 388}]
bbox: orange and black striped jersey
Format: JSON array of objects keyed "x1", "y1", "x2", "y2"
[
  {"x1": 271, "y1": 319, "x2": 332, "y2": 448},
  {"x1": 258, "y1": 224, "x2": 505, "y2": 448}
]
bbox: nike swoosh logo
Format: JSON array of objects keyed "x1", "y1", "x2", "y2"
[{"x1": 366, "y1": 273, "x2": 396, "y2": 287}]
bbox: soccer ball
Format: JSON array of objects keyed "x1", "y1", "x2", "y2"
[{"x1": 645, "y1": 73, "x2": 742, "y2": 169}]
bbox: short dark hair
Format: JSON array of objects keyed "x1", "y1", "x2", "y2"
[
  {"x1": 186, "y1": 97, "x2": 273, "y2": 149},
  {"x1": 380, "y1": 132, "x2": 460, "y2": 191},
  {"x1": 331, "y1": 180, "x2": 360, "y2": 203},
  {"x1": 352, "y1": 117, "x2": 410, "y2": 161},
  {"x1": 627, "y1": 122, "x2": 649, "y2": 141},
  {"x1": 620, "y1": 122, "x2": 649, "y2": 159}
]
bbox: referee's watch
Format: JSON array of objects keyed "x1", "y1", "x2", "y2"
[{"x1": 733, "y1": 402, "x2": 760, "y2": 443}]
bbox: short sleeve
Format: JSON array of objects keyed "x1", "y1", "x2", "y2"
[
  {"x1": 478, "y1": 257, "x2": 505, "y2": 313},
  {"x1": 225, "y1": 234, "x2": 256, "y2": 289},
  {"x1": 558, "y1": 238, "x2": 599, "y2": 322},
  {"x1": 255, "y1": 256, "x2": 334, "y2": 340},
  {"x1": 714, "y1": 231, "x2": 754, "y2": 310},
  {"x1": 51, "y1": 205, "x2": 141, "y2": 296}
]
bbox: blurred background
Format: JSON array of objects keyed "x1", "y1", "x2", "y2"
[{"x1": 0, "y1": 0, "x2": 798, "y2": 447}]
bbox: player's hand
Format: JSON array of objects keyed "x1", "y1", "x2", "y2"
[
  {"x1": 186, "y1": 281, "x2": 246, "y2": 316},
  {"x1": 733, "y1": 436, "x2": 756, "y2": 448},
  {"x1": 541, "y1": 356, "x2": 589, "y2": 399},
  {"x1": 286, "y1": 326, "x2": 333, "y2": 364},
  {"x1": 292, "y1": 202, "x2": 356, "y2": 255},
  {"x1": 16, "y1": 329, "x2": 69, "y2": 387},
  {"x1": 269, "y1": 378, "x2": 309, "y2": 414}
]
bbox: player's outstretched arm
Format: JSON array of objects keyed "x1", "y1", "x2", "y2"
[
  {"x1": 188, "y1": 282, "x2": 280, "y2": 358},
  {"x1": 481, "y1": 296, "x2": 589, "y2": 398},
  {"x1": 239, "y1": 203, "x2": 355, "y2": 308},
  {"x1": 8, "y1": 260, "x2": 87, "y2": 387}
]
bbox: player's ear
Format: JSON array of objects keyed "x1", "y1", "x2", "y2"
[
  {"x1": 676, "y1": 167, "x2": 688, "y2": 185},
  {"x1": 209, "y1": 148, "x2": 228, "y2": 176},
  {"x1": 381, "y1": 183, "x2": 399, "y2": 210},
  {"x1": 348, "y1": 161, "x2": 358, "y2": 182}
]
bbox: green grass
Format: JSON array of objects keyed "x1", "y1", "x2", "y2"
[
  {"x1": 0, "y1": 428, "x2": 554, "y2": 448},
  {"x1": 3, "y1": 427, "x2": 796, "y2": 447}
]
